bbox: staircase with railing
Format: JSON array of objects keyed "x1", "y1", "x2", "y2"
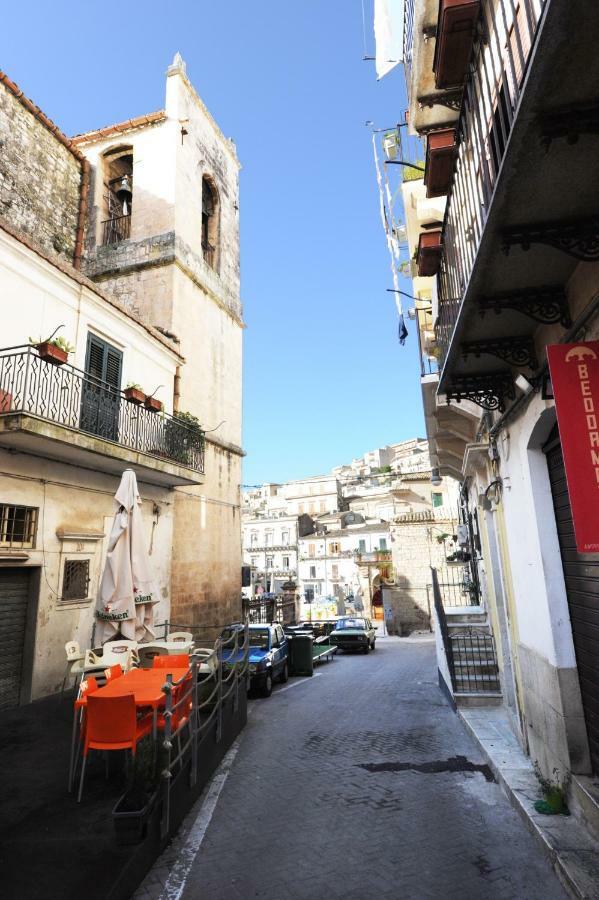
[{"x1": 432, "y1": 567, "x2": 501, "y2": 706}]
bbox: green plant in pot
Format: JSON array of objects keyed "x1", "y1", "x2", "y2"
[
  {"x1": 29, "y1": 334, "x2": 75, "y2": 365},
  {"x1": 533, "y1": 762, "x2": 570, "y2": 815}
]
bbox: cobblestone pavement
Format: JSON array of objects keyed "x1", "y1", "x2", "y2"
[{"x1": 137, "y1": 636, "x2": 568, "y2": 900}]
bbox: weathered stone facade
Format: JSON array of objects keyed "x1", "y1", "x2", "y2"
[
  {"x1": 388, "y1": 510, "x2": 458, "y2": 634},
  {"x1": 75, "y1": 55, "x2": 244, "y2": 630},
  {"x1": 0, "y1": 77, "x2": 82, "y2": 263}
]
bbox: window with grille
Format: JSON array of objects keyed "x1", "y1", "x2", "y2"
[
  {"x1": 0, "y1": 504, "x2": 38, "y2": 548},
  {"x1": 62, "y1": 559, "x2": 90, "y2": 601}
]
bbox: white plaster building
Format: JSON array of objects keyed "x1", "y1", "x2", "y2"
[
  {"x1": 0, "y1": 56, "x2": 243, "y2": 706},
  {"x1": 282, "y1": 475, "x2": 343, "y2": 517},
  {"x1": 395, "y1": 0, "x2": 599, "y2": 807},
  {"x1": 242, "y1": 514, "x2": 306, "y2": 596}
]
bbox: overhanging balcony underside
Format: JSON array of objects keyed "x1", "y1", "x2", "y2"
[
  {"x1": 437, "y1": 0, "x2": 599, "y2": 392},
  {"x1": 0, "y1": 348, "x2": 205, "y2": 487}
]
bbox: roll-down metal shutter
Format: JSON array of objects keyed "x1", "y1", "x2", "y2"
[
  {"x1": 545, "y1": 427, "x2": 599, "y2": 773},
  {"x1": 0, "y1": 568, "x2": 31, "y2": 709}
]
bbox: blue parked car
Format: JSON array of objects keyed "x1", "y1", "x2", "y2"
[{"x1": 221, "y1": 623, "x2": 289, "y2": 697}]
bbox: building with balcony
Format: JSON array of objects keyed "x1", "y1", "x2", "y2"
[
  {"x1": 395, "y1": 0, "x2": 599, "y2": 801},
  {"x1": 298, "y1": 515, "x2": 392, "y2": 613},
  {"x1": 0, "y1": 55, "x2": 242, "y2": 706},
  {"x1": 241, "y1": 513, "x2": 313, "y2": 596}
]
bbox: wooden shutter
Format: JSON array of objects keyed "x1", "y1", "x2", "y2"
[{"x1": 85, "y1": 334, "x2": 122, "y2": 388}]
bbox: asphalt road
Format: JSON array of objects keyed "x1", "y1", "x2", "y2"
[{"x1": 137, "y1": 635, "x2": 568, "y2": 900}]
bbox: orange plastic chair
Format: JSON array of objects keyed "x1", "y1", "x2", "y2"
[
  {"x1": 105, "y1": 664, "x2": 124, "y2": 681},
  {"x1": 77, "y1": 693, "x2": 152, "y2": 802},
  {"x1": 68, "y1": 676, "x2": 100, "y2": 792},
  {"x1": 152, "y1": 654, "x2": 190, "y2": 669}
]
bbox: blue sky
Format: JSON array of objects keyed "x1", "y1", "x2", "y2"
[{"x1": 1, "y1": 0, "x2": 425, "y2": 484}]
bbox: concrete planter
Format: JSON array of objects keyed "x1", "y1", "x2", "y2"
[{"x1": 112, "y1": 790, "x2": 158, "y2": 845}]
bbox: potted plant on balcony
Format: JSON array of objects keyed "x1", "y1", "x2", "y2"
[
  {"x1": 166, "y1": 410, "x2": 204, "y2": 465},
  {"x1": 30, "y1": 335, "x2": 74, "y2": 366},
  {"x1": 144, "y1": 388, "x2": 163, "y2": 413},
  {"x1": 124, "y1": 382, "x2": 146, "y2": 405},
  {"x1": 112, "y1": 736, "x2": 161, "y2": 844}
]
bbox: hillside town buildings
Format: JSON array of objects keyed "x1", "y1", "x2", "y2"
[
  {"x1": 242, "y1": 438, "x2": 460, "y2": 627},
  {"x1": 375, "y1": 0, "x2": 599, "y2": 815},
  {"x1": 0, "y1": 55, "x2": 243, "y2": 705}
]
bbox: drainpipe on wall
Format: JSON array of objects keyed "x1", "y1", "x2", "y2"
[
  {"x1": 73, "y1": 159, "x2": 90, "y2": 270},
  {"x1": 173, "y1": 366, "x2": 181, "y2": 412}
]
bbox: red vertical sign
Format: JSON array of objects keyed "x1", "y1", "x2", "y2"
[{"x1": 547, "y1": 341, "x2": 599, "y2": 553}]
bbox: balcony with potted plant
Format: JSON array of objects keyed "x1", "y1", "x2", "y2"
[{"x1": 0, "y1": 345, "x2": 205, "y2": 487}]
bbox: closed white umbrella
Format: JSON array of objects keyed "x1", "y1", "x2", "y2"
[{"x1": 95, "y1": 469, "x2": 158, "y2": 645}]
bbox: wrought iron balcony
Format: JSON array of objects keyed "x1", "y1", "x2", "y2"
[
  {"x1": 0, "y1": 347, "x2": 205, "y2": 476},
  {"x1": 101, "y1": 214, "x2": 131, "y2": 246},
  {"x1": 436, "y1": 0, "x2": 546, "y2": 368}
]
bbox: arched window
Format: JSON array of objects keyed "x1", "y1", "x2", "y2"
[
  {"x1": 101, "y1": 146, "x2": 133, "y2": 245},
  {"x1": 201, "y1": 176, "x2": 219, "y2": 269}
]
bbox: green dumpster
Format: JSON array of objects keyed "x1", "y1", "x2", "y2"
[{"x1": 289, "y1": 633, "x2": 314, "y2": 676}]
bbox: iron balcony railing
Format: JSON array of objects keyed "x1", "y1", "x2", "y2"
[
  {"x1": 415, "y1": 305, "x2": 439, "y2": 377},
  {"x1": 0, "y1": 346, "x2": 205, "y2": 473},
  {"x1": 101, "y1": 214, "x2": 131, "y2": 246},
  {"x1": 403, "y1": 0, "x2": 416, "y2": 81},
  {"x1": 436, "y1": 0, "x2": 546, "y2": 367}
]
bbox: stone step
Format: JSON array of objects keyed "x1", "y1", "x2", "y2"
[
  {"x1": 570, "y1": 775, "x2": 599, "y2": 844},
  {"x1": 454, "y1": 677, "x2": 501, "y2": 692},
  {"x1": 454, "y1": 692, "x2": 503, "y2": 708},
  {"x1": 453, "y1": 662, "x2": 499, "y2": 676},
  {"x1": 447, "y1": 622, "x2": 491, "y2": 634},
  {"x1": 445, "y1": 611, "x2": 488, "y2": 626}
]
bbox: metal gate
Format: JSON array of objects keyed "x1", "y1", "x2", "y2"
[
  {"x1": 0, "y1": 568, "x2": 31, "y2": 709},
  {"x1": 544, "y1": 426, "x2": 599, "y2": 773}
]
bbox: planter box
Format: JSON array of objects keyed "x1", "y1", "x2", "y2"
[
  {"x1": 36, "y1": 342, "x2": 68, "y2": 365},
  {"x1": 144, "y1": 396, "x2": 163, "y2": 412},
  {"x1": 417, "y1": 230, "x2": 443, "y2": 277},
  {"x1": 124, "y1": 387, "x2": 146, "y2": 405},
  {"x1": 0, "y1": 389, "x2": 11, "y2": 413},
  {"x1": 425, "y1": 129, "x2": 457, "y2": 198},
  {"x1": 434, "y1": 0, "x2": 480, "y2": 90},
  {"x1": 112, "y1": 791, "x2": 157, "y2": 845}
]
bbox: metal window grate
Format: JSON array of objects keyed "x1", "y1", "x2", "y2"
[
  {"x1": 0, "y1": 504, "x2": 38, "y2": 548},
  {"x1": 62, "y1": 559, "x2": 90, "y2": 601}
]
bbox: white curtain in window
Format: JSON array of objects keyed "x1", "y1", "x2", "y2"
[{"x1": 374, "y1": 0, "x2": 404, "y2": 80}]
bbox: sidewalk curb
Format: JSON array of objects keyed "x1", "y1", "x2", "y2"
[{"x1": 458, "y1": 708, "x2": 599, "y2": 900}]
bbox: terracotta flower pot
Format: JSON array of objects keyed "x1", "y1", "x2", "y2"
[
  {"x1": 144, "y1": 396, "x2": 163, "y2": 412},
  {"x1": 124, "y1": 387, "x2": 146, "y2": 405},
  {"x1": 0, "y1": 389, "x2": 12, "y2": 413},
  {"x1": 36, "y1": 342, "x2": 68, "y2": 365}
]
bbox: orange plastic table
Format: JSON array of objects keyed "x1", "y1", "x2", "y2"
[
  {"x1": 76, "y1": 667, "x2": 188, "y2": 735},
  {"x1": 69, "y1": 667, "x2": 188, "y2": 792}
]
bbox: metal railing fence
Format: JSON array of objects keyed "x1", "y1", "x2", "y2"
[
  {"x1": 160, "y1": 624, "x2": 249, "y2": 837},
  {"x1": 431, "y1": 567, "x2": 499, "y2": 694},
  {"x1": 436, "y1": 0, "x2": 546, "y2": 367},
  {"x1": 0, "y1": 346, "x2": 205, "y2": 473},
  {"x1": 101, "y1": 214, "x2": 131, "y2": 245},
  {"x1": 450, "y1": 628, "x2": 500, "y2": 693}
]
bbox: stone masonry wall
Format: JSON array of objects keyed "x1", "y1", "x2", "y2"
[
  {"x1": 0, "y1": 81, "x2": 82, "y2": 262},
  {"x1": 389, "y1": 515, "x2": 457, "y2": 633}
]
